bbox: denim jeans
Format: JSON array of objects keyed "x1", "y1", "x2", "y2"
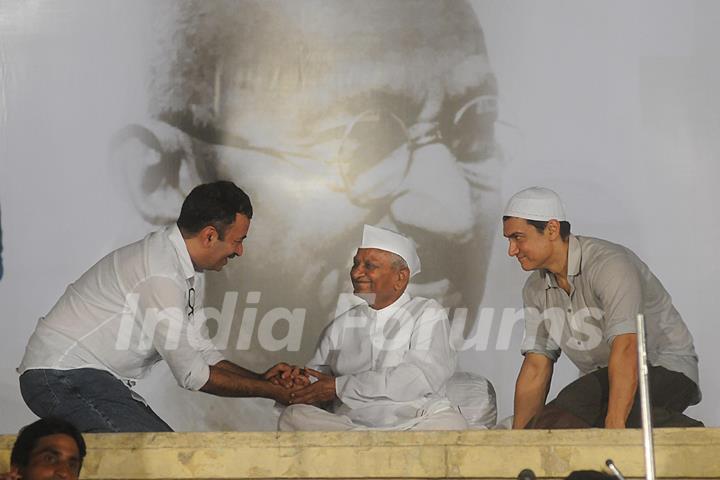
[{"x1": 20, "y1": 368, "x2": 173, "y2": 432}]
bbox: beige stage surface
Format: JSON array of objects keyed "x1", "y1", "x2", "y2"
[{"x1": 1, "y1": 428, "x2": 719, "y2": 479}]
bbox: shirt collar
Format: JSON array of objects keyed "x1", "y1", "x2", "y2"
[
  {"x1": 167, "y1": 224, "x2": 196, "y2": 281},
  {"x1": 372, "y1": 291, "x2": 412, "y2": 321},
  {"x1": 567, "y1": 234, "x2": 581, "y2": 277},
  {"x1": 544, "y1": 234, "x2": 581, "y2": 289}
]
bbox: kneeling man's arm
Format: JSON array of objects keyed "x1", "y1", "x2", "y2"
[
  {"x1": 513, "y1": 353, "x2": 553, "y2": 429},
  {"x1": 212, "y1": 359, "x2": 261, "y2": 379},
  {"x1": 591, "y1": 256, "x2": 641, "y2": 428},
  {"x1": 605, "y1": 333, "x2": 638, "y2": 428},
  {"x1": 200, "y1": 361, "x2": 295, "y2": 404}
]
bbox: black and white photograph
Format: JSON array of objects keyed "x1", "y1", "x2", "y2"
[{"x1": 1, "y1": 0, "x2": 718, "y2": 439}]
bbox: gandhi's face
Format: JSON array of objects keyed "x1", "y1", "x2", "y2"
[{"x1": 147, "y1": 1, "x2": 501, "y2": 366}]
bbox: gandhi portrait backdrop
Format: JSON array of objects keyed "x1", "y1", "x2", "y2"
[
  {"x1": 113, "y1": 0, "x2": 500, "y2": 367},
  {"x1": 1, "y1": 0, "x2": 718, "y2": 431}
]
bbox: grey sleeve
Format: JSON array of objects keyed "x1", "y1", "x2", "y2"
[
  {"x1": 591, "y1": 253, "x2": 642, "y2": 344},
  {"x1": 520, "y1": 280, "x2": 561, "y2": 362}
]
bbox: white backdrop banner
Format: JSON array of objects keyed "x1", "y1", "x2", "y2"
[{"x1": 0, "y1": 0, "x2": 717, "y2": 431}]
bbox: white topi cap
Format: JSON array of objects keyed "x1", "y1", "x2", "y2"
[
  {"x1": 503, "y1": 187, "x2": 567, "y2": 222},
  {"x1": 360, "y1": 225, "x2": 421, "y2": 277}
]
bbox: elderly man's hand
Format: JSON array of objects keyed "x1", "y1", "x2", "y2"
[
  {"x1": 289, "y1": 368, "x2": 338, "y2": 406},
  {"x1": 270, "y1": 382, "x2": 307, "y2": 406},
  {"x1": 263, "y1": 363, "x2": 310, "y2": 389}
]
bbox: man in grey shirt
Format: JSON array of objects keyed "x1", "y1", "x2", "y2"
[{"x1": 503, "y1": 187, "x2": 701, "y2": 429}]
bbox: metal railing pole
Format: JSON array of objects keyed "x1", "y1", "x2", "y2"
[{"x1": 636, "y1": 313, "x2": 656, "y2": 480}]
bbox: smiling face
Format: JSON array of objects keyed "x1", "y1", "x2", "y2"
[
  {"x1": 15, "y1": 434, "x2": 81, "y2": 480},
  {"x1": 502, "y1": 217, "x2": 554, "y2": 271},
  {"x1": 351, "y1": 248, "x2": 409, "y2": 309},
  {"x1": 134, "y1": 0, "x2": 501, "y2": 366},
  {"x1": 203, "y1": 213, "x2": 250, "y2": 272}
]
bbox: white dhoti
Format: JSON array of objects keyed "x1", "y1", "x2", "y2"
[
  {"x1": 279, "y1": 403, "x2": 468, "y2": 431},
  {"x1": 283, "y1": 294, "x2": 466, "y2": 431}
]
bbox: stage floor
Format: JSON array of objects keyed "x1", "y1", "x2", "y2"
[{"x1": 2, "y1": 428, "x2": 718, "y2": 479}]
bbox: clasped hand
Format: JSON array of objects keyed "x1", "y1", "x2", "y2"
[{"x1": 263, "y1": 363, "x2": 337, "y2": 406}]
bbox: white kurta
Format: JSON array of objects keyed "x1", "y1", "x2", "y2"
[{"x1": 280, "y1": 292, "x2": 465, "y2": 430}]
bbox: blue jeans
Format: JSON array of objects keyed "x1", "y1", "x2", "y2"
[{"x1": 19, "y1": 368, "x2": 173, "y2": 432}]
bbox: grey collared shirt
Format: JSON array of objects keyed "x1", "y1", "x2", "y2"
[{"x1": 521, "y1": 235, "x2": 699, "y2": 398}]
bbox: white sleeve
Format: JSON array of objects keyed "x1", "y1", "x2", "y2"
[
  {"x1": 306, "y1": 322, "x2": 335, "y2": 376},
  {"x1": 186, "y1": 277, "x2": 225, "y2": 366},
  {"x1": 134, "y1": 274, "x2": 219, "y2": 391}
]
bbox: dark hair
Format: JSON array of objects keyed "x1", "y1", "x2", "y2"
[
  {"x1": 502, "y1": 216, "x2": 572, "y2": 240},
  {"x1": 177, "y1": 181, "x2": 253, "y2": 239},
  {"x1": 565, "y1": 471, "x2": 614, "y2": 480},
  {"x1": 11, "y1": 418, "x2": 87, "y2": 469}
]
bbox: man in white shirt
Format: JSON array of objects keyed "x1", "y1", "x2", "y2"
[
  {"x1": 18, "y1": 182, "x2": 296, "y2": 432},
  {"x1": 278, "y1": 225, "x2": 467, "y2": 431}
]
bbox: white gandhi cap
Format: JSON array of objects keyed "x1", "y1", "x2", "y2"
[
  {"x1": 359, "y1": 224, "x2": 421, "y2": 277},
  {"x1": 503, "y1": 187, "x2": 567, "y2": 222}
]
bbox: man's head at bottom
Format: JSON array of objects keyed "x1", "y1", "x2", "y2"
[{"x1": 9, "y1": 418, "x2": 86, "y2": 480}]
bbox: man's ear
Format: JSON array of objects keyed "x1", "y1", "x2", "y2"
[
  {"x1": 109, "y1": 120, "x2": 211, "y2": 225},
  {"x1": 545, "y1": 219, "x2": 561, "y2": 240},
  {"x1": 197, "y1": 225, "x2": 219, "y2": 246},
  {"x1": 395, "y1": 267, "x2": 410, "y2": 290}
]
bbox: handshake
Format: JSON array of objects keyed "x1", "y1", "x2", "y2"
[{"x1": 263, "y1": 363, "x2": 337, "y2": 407}]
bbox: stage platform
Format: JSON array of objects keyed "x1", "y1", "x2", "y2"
[{"x1": 2, "y1": 428, "x2": 719, "y2": 479}]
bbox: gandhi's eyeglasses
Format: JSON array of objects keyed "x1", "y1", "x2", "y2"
[
  {"x1": 168, "y1": 94, "x2": 497, "y2": 206},
  {"x1": 329, "y1": 95, "x2": 498, "y2": 206}
]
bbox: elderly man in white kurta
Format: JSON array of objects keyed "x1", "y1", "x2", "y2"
[{"x1": 278, "y1": 225, "x2": 467, "y2": 431}]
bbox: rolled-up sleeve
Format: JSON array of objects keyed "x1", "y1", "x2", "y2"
[
  {"x1": 520, "y1": 281, "x2": 562, "y2": 362},
  {"x1": 134, "y1": 274, "x2": 219, "y2": 391},
  {"x1": 591, "y1": 253, "x2": 642, "y2": 343}
]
